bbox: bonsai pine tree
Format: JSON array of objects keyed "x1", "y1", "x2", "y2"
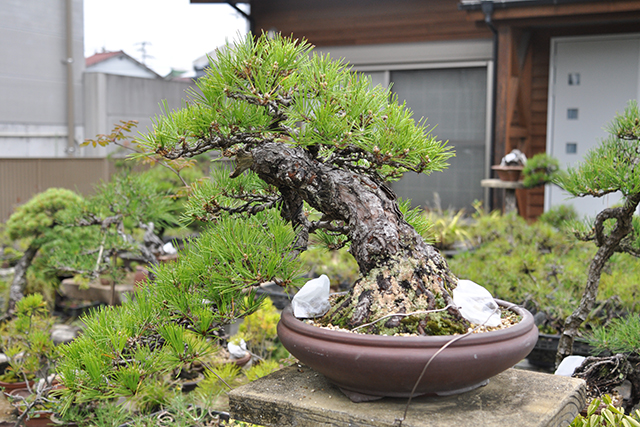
[
  {"x1": 4, "y1": 171, "x2": 176, "y2": 313},
  {"x1": 54, "y1": 34, "x2": 474, "y2": 411},
  {"x1": 136, "y1": 33, "x2": 466, "y2": 334},
  {"x1": 555, "y1": 100, "x2": 640, "y2": 366},
  {"x1": 5, "y1": 188, "x2": 83, "y2": 312}
]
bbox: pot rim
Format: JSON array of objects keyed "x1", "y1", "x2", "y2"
[
  {"x1": 491, "y1": 165, "x2": 524, "y2": 170},
  {"x1": 280, "y1": 299, "x2": 533, "y2": 348}
]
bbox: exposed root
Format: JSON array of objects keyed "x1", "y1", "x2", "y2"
[
  {"x1": 319, "y1": 256, "x2": 468, "y2": 335},
  {"x1": 573, "y1": 354, "x2": 640, "y2": 412}
]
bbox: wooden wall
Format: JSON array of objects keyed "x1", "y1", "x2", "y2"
[
  {"x1": 522, "y1": 32, "x2": 551, "y2": 219},
  {"x1": 496, "y1": 22, "x2": 640, "y2": 220},
  {"x1": 497, "y1": 29, "x2": 550, "y2": 220},
  {"x1": 0, "y1": 158, "x2": 118, "y2": 222},
  {"x1": 251, "y1": 0, "x2": 492, "y2": 46}
]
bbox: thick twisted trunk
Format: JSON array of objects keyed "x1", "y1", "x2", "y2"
[{"x1": 250, "y1": 143, "x2": 466, "y2": 334}]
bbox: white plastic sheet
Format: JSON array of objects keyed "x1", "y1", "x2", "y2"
[
  {"x1": 501, "y1": 148, "x2": 527, "y2": 166},
  {"x1": 452, "y1": 279, "x2": 502, "y2": 327},
  {"x1": 162, "y1": 242, "x2": 177, "y2": 254},
  {"x1": 228, "y1": 338, "x2": 248, "y2": 358},
  {"x1": 554, "y1": 355, "x2": 586, "y2": 377},
  {"x1": 291, "y1": 274, "x2": 331, "y2": 318}
]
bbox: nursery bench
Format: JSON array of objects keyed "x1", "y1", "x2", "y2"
[{"x1": 229, "y1": 364, "x2": 586, "y2": 427}]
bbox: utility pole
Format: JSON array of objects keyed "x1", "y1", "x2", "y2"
[{"x1": 135, "y1": 41, "x2": 153, "y2": 65}]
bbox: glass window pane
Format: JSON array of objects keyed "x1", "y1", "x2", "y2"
[{"x1": 389, "y1": 67, "x2": 487, "y2": 212}]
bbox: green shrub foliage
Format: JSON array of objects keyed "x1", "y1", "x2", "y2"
[
  {"x1": 5, "y1": 188, "x2": 83, "y2": 242},
  {"x1": 448, "y1": 210, "x2": 639, "y2": 334}
]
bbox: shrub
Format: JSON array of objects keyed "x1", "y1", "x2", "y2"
[
  {"x1": 448, "y1": 211, "x2": 639, "y2": 335},
  {"x1": 571, "y1": 394, "x2": 640, "y2": 427}
]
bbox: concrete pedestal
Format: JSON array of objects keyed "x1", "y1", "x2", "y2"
[
  {"x1": 229, "y1": 364, "x2": 586, "y2": 427},
  {"x1": 481, "y1": 179, "x2": 525, "y2": 214}
]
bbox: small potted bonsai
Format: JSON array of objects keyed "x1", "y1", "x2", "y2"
[
  {"x1": 49, "y1": 171, "x2": 176, "y2": 306},
  {"x1": 0, "y1": 293, "x2": 60, "y2": 426},
  {"x1": 521, "y1": 152, "x2": 563, "y2": 189},
  {"x1": 56, "y1": 33, "x2": 537, "y2": 409},
  {"x1": 0, "y1": 293, "x2": 56, "y2": 389}
]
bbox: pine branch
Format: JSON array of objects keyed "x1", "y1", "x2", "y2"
[
  {"x1": 225, "y1": 90, "x2": 292, "y2": 122},
  {"x1": 158, "y1": 134, "x2": 268, "y2": 160},
  {"x1": 309, "y1": 220, "x2": 349, "y2": 235},
  {"x1": 617, "y1": 241, "x2": 640, "y2": 257}
]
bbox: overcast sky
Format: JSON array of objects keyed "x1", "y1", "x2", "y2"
[{"x1": 83, "y1": 0, "x2": 249, "y2": 76}]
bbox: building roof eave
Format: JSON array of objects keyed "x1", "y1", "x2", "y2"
[
  {"x1": 458, "y1": 0, "x2": 602, "y2": 12},
  {"x1": 459, "y1": 0, "x2": 640, "y2": 25}
]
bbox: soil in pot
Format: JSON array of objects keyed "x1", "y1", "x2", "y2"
[{"x1": 277, "y1": 300, "x2": 538, "y2": 402}]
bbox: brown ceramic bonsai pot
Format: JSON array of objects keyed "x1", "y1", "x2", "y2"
[
  {"x1": 492, "y1": 165, "x2": 524, "y2": 181},
  {"x1": 277, "y1": 299, "x2": 538, "y2": 401}
]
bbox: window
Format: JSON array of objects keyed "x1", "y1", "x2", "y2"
[{"x1": 382, "y1": 67, "x2": 488, "y2": 211}]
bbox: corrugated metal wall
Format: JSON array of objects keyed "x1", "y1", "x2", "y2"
[{"x1": 0, "y1": 158, "x2": 117, "y2": 222}]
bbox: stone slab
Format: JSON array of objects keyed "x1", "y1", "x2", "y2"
[
  {"x1": 481, "y1": 179, "x2": 525, "y2": 189},
  {"x1": 229, "y1": 365, "x2": 586, "y2": 427}
]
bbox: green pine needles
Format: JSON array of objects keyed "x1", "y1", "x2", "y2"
[
  {"x1": 137, "y1": 33, "x2": 452, "y2": 182},
  {"x1": 55, "y1": 207, "x2": 302, "y2": 413},
  {"x1": 588, "y1": 315, "x2": 640, "y2": 356},
  {"x1": 55, "y1": 33, "x2": 459, "y2": 412}
]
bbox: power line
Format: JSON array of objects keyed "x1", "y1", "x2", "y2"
[{"x1": 135, "y1": 41, "x2": 154, "y2": 65}]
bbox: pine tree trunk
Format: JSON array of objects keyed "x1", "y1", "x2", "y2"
[
  {"x1": 250, "y1": 142, "x2": 467, "y2": 334},
  {"x1": 555, "y1": 244, "x2": 614, "y2": 367},
  {"x1": 7, "y1": 244, "x2": 39, "y2": 313}
]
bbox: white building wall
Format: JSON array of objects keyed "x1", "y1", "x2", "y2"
[
  {"x1": 83, "y1": 73, "x2": 196, "y2": 157},
  {"x1": 0, "y1": 0, "x2": 85, "y2": 158},
  {"x1": 546, "y1": 33, "x2": 640, "y2": 218},
  {"x1": 85, "y1": 57, "x2": 158, "y2": 79}
]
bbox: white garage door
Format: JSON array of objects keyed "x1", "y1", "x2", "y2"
[{"x1": 546, "y1": 34, "x2": 640, "y2": 217}]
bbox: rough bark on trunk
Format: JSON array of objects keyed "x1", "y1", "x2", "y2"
[
  {"x1": 7, "y1": 244, "x2": 39, "y2": 313},
  {"x1": 250, "y1": 142, "x2": 467, "y2": 334}
]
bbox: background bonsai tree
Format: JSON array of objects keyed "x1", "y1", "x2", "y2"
[
  {"x1": 48, "y1": 172, "x2": 177, "y2": 304},
  {"x1": 0, "y1": 293, "x2": 57, "y2": 384},
  {"x1": 134, "y1": 33, "x2": 465, "y2": 334},
  {"x1": 0, "y1": 293, "x2": 61, "y2": 426},
  {"x1": 5, "y1": 188, "x2": 83, "y2": 312},
  {"x1": 555, "y1": 100, "x2": 640, "y2": 365}
]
